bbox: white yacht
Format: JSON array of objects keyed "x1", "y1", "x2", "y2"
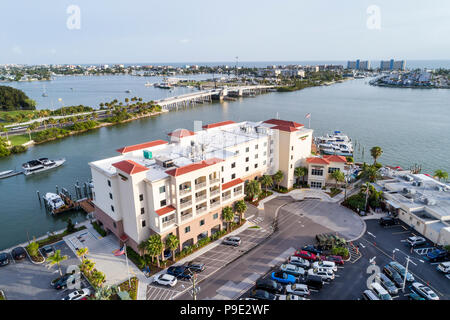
[
  {"x1": 43, "y1": 193, "x2": 65, "y2": 211},
  {"x1": 22, "y1": 158, "x2": 66, "y2": 176},
  {"x1": 315, "y1": 131, "x2": 353, "y2": 156}
]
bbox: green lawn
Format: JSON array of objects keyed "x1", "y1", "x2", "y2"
[
  {"x1": 0, "y1": 110, "x2": 36, "y2": 125},
  {"x1": 8, "y1": 134, "x2": 30, "y2": 146}
]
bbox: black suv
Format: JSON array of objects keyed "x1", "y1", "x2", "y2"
[
  {"x1": 51, "y1": 273, "x2": 74, "y2": 290},
  {"x1": 11, "y1": 247, "x2": 26, "y2": 261},
  {"x1": 250, "y1": 289, "x2": 276, "y2": 300},
  {"x1": 0, "y1": 253, "x2": 9, "y2": 266},
  {"x1": 167, "y1": 266, "x2": 192, "y2": 280},
  {"x1": 379, "y1": 217, "x2": 399, "y2": 227},
  {"x1": 255, "y1": 278, "x2": 283, "y2": 294}
]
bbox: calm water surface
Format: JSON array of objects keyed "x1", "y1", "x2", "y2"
[{"x1": 1, "y1": 77, "x2": 449, "y2": 249}]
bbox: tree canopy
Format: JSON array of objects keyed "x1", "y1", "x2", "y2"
[{"x1": 0, "y1": 86, "x2": 36, "y2": 111}]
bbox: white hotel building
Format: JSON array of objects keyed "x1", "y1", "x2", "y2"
[{"x1": 89, "y1": 119, "x2": 313, "y2": 253}]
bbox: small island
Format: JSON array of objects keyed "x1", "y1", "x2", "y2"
[{"x1": 370, "y1": 69, "x2": 450, "y2": 89}]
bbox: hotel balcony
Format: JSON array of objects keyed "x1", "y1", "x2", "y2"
[
  {"x1": 209, "y1": 178, "x2": 220, "y2": 185},
  {"x1": 180, "y1": 199, "x2": 192, "y2": 209},
  {"x1": 162, "y1": 219, "x2": 176, "y2": 229},
  {"x1": 210, "y1": 197, "x2": 220, "y2": 209},
  {"x1": 180, "y1": 208, "x2": 193, "y2": 222},
  {"x1": 195, "y1": 193, "x2": 207, "y2": 202},
  {"x1": 196, "y1": 202, "x2": 208, "y2": 214},
  {"x1": 210, "y1": 189, "x2": 220, "y2": 197},
  {"x1": 195, "y1": 181, "x2": 207, "y2": 189},
  {"x1": 222, "y1": 195, "x2": 232, "y2": 202}
]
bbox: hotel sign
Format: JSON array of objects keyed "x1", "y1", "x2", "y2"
[{"x1": 299, "y1": 135, "x2": 308, "y2": 141}]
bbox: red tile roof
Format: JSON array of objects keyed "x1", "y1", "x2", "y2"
[
  {"x1": 116, "y1": 140, "x2": 168, "y2": 154},
  {"x1": 168, "y1": 129, "x2": 195, "y2": 138},
  {"x1": 323, "y1": 155, "x2": 347, "y2": 163},
  {"x1": 155, "y1": 205, "x2": 176, "y2": 216},
  {"x1": 165, "y1": 158, "x2": 223, "y2": 177},
  {"x1": 306, "y1": 157, "x2": 330, "y2": 165},
  {"x1": 271, "y1": 125, "x2": 299, "y2": 132},
  {"x1": 222, "y1": 178, "x2": 244, "y2": 190},
  {"x1": 112, "y1": 160, "x2": 149, "y2": 175},
  {"x1": 263, "y1": 119, "x2": 304, "y2": 128},
  {"x1": 202, "y1": 120, "x2": 236, "y2": 129}
]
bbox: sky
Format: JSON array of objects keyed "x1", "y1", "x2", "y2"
[{"x1": 1, "y1": 0, "x2": 450, "y2": 64}]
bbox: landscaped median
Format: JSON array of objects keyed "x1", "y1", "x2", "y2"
[{"x1": 25, "y1": 239, "x2": 45, "y2": 264}]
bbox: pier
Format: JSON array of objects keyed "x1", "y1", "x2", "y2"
[{"x1": 156, "y1": 85, "x2": 276, "y2": 111}]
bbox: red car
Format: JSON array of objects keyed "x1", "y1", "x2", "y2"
[
  {"x1": 324, "y1": 255, "x2": 344, "y2": 266},
  {"x1": 294, "y1": 250, "x2": 318, "y2": 261}
]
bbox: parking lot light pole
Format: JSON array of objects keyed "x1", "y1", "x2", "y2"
[{"x1": 393, "y1": 248, "x2": 420, "y2": 293}]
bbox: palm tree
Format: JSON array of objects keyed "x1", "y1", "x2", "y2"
[
  {"x1": 434, "y1": 169, "x2": 448, "y2": 182},
  {"x1": 245, "y1": 180, "x2": 261, "y2": 201},
  {"x1": 361, "y1": 182, "x2": 372, "y2": 211},
  {"x1": 330, "y1": 170, "x2": 345, "y2": 189},
  {"x1": 165, "y1": 234, "x2": 179, "y2": 262},
  {"x1": 76, "y1": 247, "x2": 89, "y2": 263},
  {"x1": 273, "y1": 170, "x2": 284, "y2": 190},
  {"x1": 370, "y1": 146, "x2": 383, "y2": 165},
  {"x1": 46, "y1": 249, "x2": 68, "y2": 276},
  {"x1": 362, "y1": 165, "x2": 381, "y2": 182},
  {"x1": 222, "y1": 206, "x2": 235, "y2": 232},
  {"x1": 260, "y1": 175, "x2": 273, "y2": 193},
  {"x1": 234, "y1": 200, "x2": 247, "y2": 224},
  {"x1": 294, "y1": 167, "x2": 308, "y2": 186},
  {"x1": 146, "y1": 234, "x2": 163, "y2": 268}
]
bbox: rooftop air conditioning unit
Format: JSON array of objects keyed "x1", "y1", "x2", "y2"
[
  {"x1": 412, "y1": 181, "x2": 418, "y2": 186},
  {"x1": 417, "y1": 181, "x2": 423, "y2": 187},
  {"x1": 425, "y1": 198, "x2": 437, "y2": 206}
]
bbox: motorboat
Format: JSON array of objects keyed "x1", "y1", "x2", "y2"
[
  {"x1": 43, "y1": 193, "x2": 66, "y2": 211},
  {"x1": 315, "y1": 131, "x2": 353, "y2": 156},
  {"x1": 22, "y1": 158, "x2": 66, "y2": 176}
]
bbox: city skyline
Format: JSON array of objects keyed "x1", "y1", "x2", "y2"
[{"x1": 1, "y1": 0, "x2": 450, "y2": 65}]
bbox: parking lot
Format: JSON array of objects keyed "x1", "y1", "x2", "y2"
[
  {"x1": 238, "y1": 218, "x2": 449, "y2": 301},
  {"x1": 0, "y1": 241, "x2": 91, "y2": 300}
]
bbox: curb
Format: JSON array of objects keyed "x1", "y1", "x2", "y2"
[{"x1": 25, "y1": 247, "x2": 46, "y2": 265}]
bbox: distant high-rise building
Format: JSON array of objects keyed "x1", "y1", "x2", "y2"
[
  {"x1": 380, "y1": 59, "x2": 406, "y2": 71},
  {"x1": 347, "y1": 60, "x2": 371, "y2": 70}
]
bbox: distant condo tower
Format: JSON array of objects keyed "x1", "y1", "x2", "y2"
[
  {"x1": 347, "y1": 59, "x2": 371, "y2": 70},
  {"x1": 380, "y1": 59, "x2": 406, "y2": 71}
]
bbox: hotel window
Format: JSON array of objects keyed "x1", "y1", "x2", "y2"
[
  {"x1": 328, "y1": 168, "x2": 340, "y2": 174},
  {"x1": 200, "y1": 219, "x2": 205, "y2": 226},
  {"x1": 255, "y1": 154, "x2": 258, "y2": 159},
  {"x1": 246, "y1": 167, "x2": 249, "y2": 172},
  {"x1": 111, "y1": 205, "x2": 114, "y2": 212},
  {"x1": 311, "y1": 181, "x2": 322, "y2": 189},
  {"x1": 160, "y1": 199, "x2": 166, "y2": 207},
  {"x1": 246, "y1": 147, "x2": 249, "y2": 152},
  {"x1": 159, "y1": 186, "x2": 165, "y2": 193},
  {"x1": 291, "y1": 155, "x2": 293, "y2": 160},
  {"x1": 263, "y1": 160, "x2": 266, "y2": 165},
  {"x1": 222, "y1": 166, "x2": 224, "y2": 172},
  {"x1": 107, "y1": 180, "x2": 111, "y2": 187},
  {"x1": 109, "y1": 193, "x2": 113, "y2": 200},
  {"x1": 255, "y1": 164, "x2": 258, "y2": 169},
  {"x1": 213, "y1": 213, "x2": 218, "y2": 219},
  {"x1": 311, "y1": 168, "x2": 323, "y2": 176},
  {"x1": 290, "y1": 164, "x2": 293, "y2": 169},
  {"x1": 139, "y1": 194, "x2": 144, "y2": 201},
  {"x1": 222, "y1": 178, "x2": 224, "y2": 183},
  {"x1": 264, "y1": 142, "x2": 267, "y2": 147},
  {"x1": 113, "y1": 222, "x2": 116, "y2": 229},
  {"x1": 255, "y1": 144, "x2": 258, "y2": 149},
  {"x1": 291, "y1": 146, "x2": 294, "y2": 151},
  {"x1": 235, "y1": 150, "x2": 239, "y2": 155},
  {"x1": 264, "y1": 151, "x2": 267, "y2": 156},
  {"x1": 231, "y1": 162, "x2": 236, "y2": 168},
  {"x1": 141, "y1": 208, "x2": 145, "y2": 215},
  {"x1": 246, "y1": 157, "x2": 249, "y2": 162},
  {"x1": 141, "y1": 220, "x2": 146, "y2": 228},
  {"x1": 231, "y1": 173, "x2": 236, "y2": 179},
  {"x1": 185, "y1": 226, "x2": 191, "y2": 233}
]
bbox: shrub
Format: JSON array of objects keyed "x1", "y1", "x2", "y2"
[
  {"x1": 126, "y1": 247, "x2": 145, "y2": 270},
  {"x1": 331, "y1": 246, "x2": 349, "y2": 259},
  {"x1": 91, "y1": 221, "x2": 107, "y2": 237},
  {"x1": 11, "y1": 145, "x2": 27, "y2": 154},
  {"x1": 66, "y1": 218, "x2": 76, "y2": 233},
  {"x1": 26, "y1": 240, "x2": 40, "y2": 257},
  {"x1": 342, "y1": 193, "x2": 366, "y2": 212}
]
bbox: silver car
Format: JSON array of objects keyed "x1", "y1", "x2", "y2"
[
  {"x1": 222, "y1": 236, "x2": 241, "y2": 246},
  {"x1": 377, "y1": 273, "x2": 398, "y2": 296}
]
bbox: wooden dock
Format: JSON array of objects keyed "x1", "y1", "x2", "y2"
[{"x1": 78, "y1": 199, "x2": 95, "y2": 214}]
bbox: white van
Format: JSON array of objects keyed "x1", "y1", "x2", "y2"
[
  {"x1": 437, "y1": 262, "x2": 450, "y2": 274},
  {"x1": 370, "y1": 282, "x2": 392, "y2": 300}
]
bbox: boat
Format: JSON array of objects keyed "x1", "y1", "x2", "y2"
[
  {"x1": 43, "y1": 193, "x2": 66, "y2": 211},
  {"x1": 315, "y1": 131, "x2": 353, "y2": 156},
  {"x1": 42, "y1": 85, "x2": 48, "y2": 97},
  {"x1": 144, "y1": 81, "x2": 152, "y2": 87},
  {"x1": 125, "y1": 89, "x2": 131, "y2": 93},
  {"x1": 22, "y1": 158, "x2": 66, "y2": 176}
]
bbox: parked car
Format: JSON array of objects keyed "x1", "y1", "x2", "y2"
[
  {"x1": 301, "y1": 245, "x2": 322, "y2": 255},
  {"x1": 312, "y1": 261, "x2": 337, "y2": 272},
  {"x1": 285, "y1": 283, "x2": 310, "y2": 297},
  {"x1": 276, "y1": 294, "x2": 307, "y2": 300},
  {"x1": 406, "y1": 236, "x2": 427, "y2": 248},
  {"x1": 379, "y1": 216, "x2": 399, "y2": 226},
  {"x1": 410, "y1": 282, "x2": 439, "y2": 300},
  {"x1": 383, "y1": 265, "x2": 404, "y2": 288},
  {"x1": 376, "y1": 273, "x2": 399, "y2": 296},
  {"x1": 301, "y1": 274, "x2": 323, "y2": 290},
  {"x1": 280, "y1": 264, "x2": 306, "y2": 277},
  {"x1": 370, "y1": 282, "x2": 392, "y2": 300},
  {"x1": 389, "y1": 261, "x2": 414, "y2": 282},
  {"x1": 362, "y1": 289, "x2": 380, "y2": 300},
  {"x1": 271, "y1": 271, "x2": 296, "y2": 284},
  {"x1": 288, "y1": 256, "x2": 310, "y2": 269},
  {"x1": 255, "y1": 279, "x2": 283, "y2": 294},
  {"x1": 185, "y1": 261, "x2": 205, "y2": 273},
  {"x1": 0, "y1": 253, "x2": 9, "y2": 266},
  {"x1": 167, "y1": 266, "x2": 192, "y2": 280},
  {"x1": 294, "y1": 250, "x2": 318, "y2": 261},
  {"x1": 40, "y1": 245, "x2": 55, "y2": 258},
  {"x1": 250, "y1": 289, "x2": 277, "y2": 300},
  {"x1": 307, "y1": 268, "x2": 334, "y2": 281},
  {"x1": 62, "y1": 288, "x2": 91, "y2": 300},
  {"x1": 324, "y1": 255, "x2": 344, "y2": 266},
  {"x1": 427, "y1": 249, "x2": 449, "y2": 262},
  {"x1": 51, "y1": 274, "x2": 74, "y2": 290},
  {"x1": 11, "y1": 247, "x2": 26, "y2": 261},
  {"x1": 436, "y1": 262, "x2": 450, "y2": 274},
  {"x1": 408, "y1": 292, "x2": 425, "y2": 300},
  {"x1": 222, "y1": 236, "x2": 241, "y2": 247},
  {"x1": 153, "y1": 274, "x2": 177, "y2": 287}
]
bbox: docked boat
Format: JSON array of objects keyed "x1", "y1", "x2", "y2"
[
  {"x1": 125, "y1": 89, "x2": 131, "y2": 93},
  {"x1": 43, "y1": 193, "x2": 66, "y2": 211},
  {"x1": 22, "y1": 158, "x2": 66, "y2": 176},
  {"x1": 144, "y1": 81, "x2": 152, "y2": 87},
  {"x1": 315, "y1": 131, "x2": 353, "y2": 156}
]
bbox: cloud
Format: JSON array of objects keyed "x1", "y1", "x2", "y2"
[
  {"x1": 179, "y1": 38, "x2": 191, "y2": 44},
  {"x1": 12, "y1": 45, "x2": 23, "y2": 55}
]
